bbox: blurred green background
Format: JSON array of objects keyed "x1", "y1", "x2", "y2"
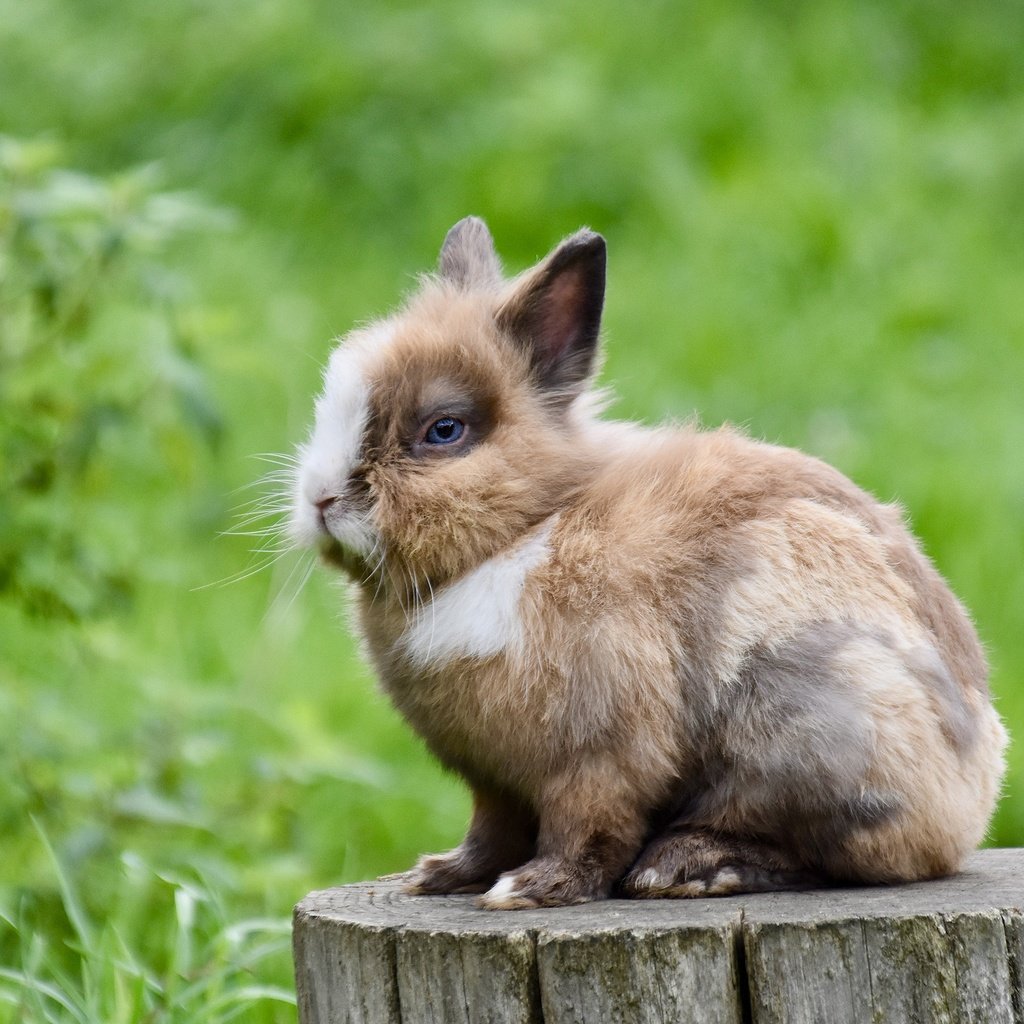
[{"x1": 1, "y1": 0, "x2": 1022, "y2": 1019}]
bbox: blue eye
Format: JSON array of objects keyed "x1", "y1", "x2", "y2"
[{"x1": 425, "y1": 417, "x2": 465, "y2": 445}]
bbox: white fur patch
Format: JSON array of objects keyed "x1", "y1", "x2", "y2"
[
  {"x1": 399, "y1": 516, "x2": 558, "y2": 668},
  {"x1": 291, "y1": 328, "x2": 384, "y2": 554}
]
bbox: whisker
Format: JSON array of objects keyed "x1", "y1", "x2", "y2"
[
  {"x1": 359, "y1": 541, "x2": 381, "y2": 586},
  {"x1": 285, "y1": 554, "x2": 319, "y2": 613},
  {"x1": 264, "y1": 550, "x2": 317, "y2": 624},
  {"x1": 230, "y1": 487, "x2": 292, "y2": 506},
  {"x1": 225, "y1": 497, "x2": 292, "y2": 519},
  {"x1": 192, "y1": 547, "x2": 293, "y2": 591},
  {"x1": 248, "y1": 452, "x2": 302, "y2": 466},
  {"x1": 224, "y1": 506, "x2": 291, "y2": 525},
  {"x1": 248, "y1": 540, "x2": 296, "y2": 556},
  {"x1": 226, "y1": 508, "x2": 292, "y2": 528},
  {"x1": 400, "y1": 565, "x2": 417, "y2": 628},
  {"x1": 229, "y1": 471, "x2": 295, "y2": 496},
  {"x1": 218, "y1": 526, "x2": 289, "y2": 539},
  {"x1": 424, "y1": 573, "x2": 437, "y2": 664},
  {"x1": 224, "y1": 523, "x2": 289, "y2": 540},
  {"x1": 368, "y1": 543, "x2": 389, "y2": 603},
  {"x1": 202, "y1": 449, "x2": 306, "y2": 593}
]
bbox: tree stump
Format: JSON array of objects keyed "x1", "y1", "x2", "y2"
[{"x1": 293, "y1": 847, "x2": 1024, "y2": 1024}]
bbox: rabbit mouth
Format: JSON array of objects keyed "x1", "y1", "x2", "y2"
[
  {"x1": 317, "y1": 533, "x2": 379, "y2": 583},
  {"x1": 319, "y1": 506, "x2": 376, "y2": 555}
]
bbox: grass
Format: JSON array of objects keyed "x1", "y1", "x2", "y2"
[
  {"x1": 0, "y1": 822, "x2": 294, "y2": 1023},
  {"x1": 0, "y1": 0, "x2": 1022, "y2": 1019}
]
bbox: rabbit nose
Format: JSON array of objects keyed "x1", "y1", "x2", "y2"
[{"x1": 314, "y1": 494, "x2": 340, "y2": 526}]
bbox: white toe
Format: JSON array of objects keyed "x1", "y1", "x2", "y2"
[
  {"x1": 634, "y1": 868, "x2": 663, "y2": 890},
  {"x1": 485, "y1": 874, "x2": 520, "y2": 901}
]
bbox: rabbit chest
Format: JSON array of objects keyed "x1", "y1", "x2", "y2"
[{"x1": 357, "y1": 508, "x2": 689, "y2": 802}]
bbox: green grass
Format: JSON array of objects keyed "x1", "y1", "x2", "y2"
[{"x1": 1, "y1": 0, "x2": 1022, "y2": 1019}]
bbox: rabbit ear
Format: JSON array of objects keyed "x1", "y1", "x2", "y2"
[
  {"x1": 497, "y1": 229, "x2": 606, "y2": 397},
  {"x1": 439, "y1": 216, "x2": 502, "y2": 288}
]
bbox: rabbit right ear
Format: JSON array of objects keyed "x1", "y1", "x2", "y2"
[
  {"x1": 497, "y1": 228, "x2": 606, "y2": 399},
  {"x1": 439, "y1": 216, "x2": 503, "y2": 288}
]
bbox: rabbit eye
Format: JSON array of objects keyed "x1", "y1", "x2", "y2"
[{"x1": 424, "y1": 417, "x2": 465, "y2": 445}]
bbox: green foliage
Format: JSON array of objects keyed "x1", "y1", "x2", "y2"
[
  {"x1": 0, "y1": 1, "x2": 1022, "y2": 1021},
  {"x1": 0, "y1": 138, "x2": 224, "y2": 621}
]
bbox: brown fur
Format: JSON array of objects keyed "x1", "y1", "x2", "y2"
[{"x1": 293, "y1": 217, "x2": 1007, "y2": 908}]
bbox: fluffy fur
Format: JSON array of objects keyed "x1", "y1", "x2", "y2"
[{"x1": 290, "y1": 217, "x2": 1007, "y2": 909}]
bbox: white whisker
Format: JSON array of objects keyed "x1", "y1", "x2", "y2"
[
  {"x1": 366, "y1": 541, "x2": 389, "y2": 603},
  {"x1": 424, "y1": 573, "x2": 437, "y2": 665},
  {"x1": 400, "y1": 565, "x2": 417, "y2": 628},
  {"x1": 227, "y1": 512, "x2": 291, "y2": 532},
  {"x1": 264, "y1": 550, "x2": 318, "y2": 624},
  {"x1": 248, "y1": 451, "x2": 302, "y2": 466},
  {"x1": 192, "y1": 547, "x2": 293, "y2": 591},
  {"x1": 247, "y1": 539, "x2": 296, "y2": 556},
  {"x1": 224, "y1": 511, "x2": 290, "y2": 529},
  {"x1": 226, "y1": 499, "x2": 291, "y2": 520},
  {"x1": 205, "y1": 452, "x2": 302, "y2": 591},
  {"x1": 231, "y1": 509, "x2": 294, "y2": 528}
]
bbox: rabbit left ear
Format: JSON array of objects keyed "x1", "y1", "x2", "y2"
[
  {"x1": 497, "y1": 229, "x2": 606, "y2": 397},
  {"x1": 439, "y1": 216, "x2": 503, "y2": 288}
]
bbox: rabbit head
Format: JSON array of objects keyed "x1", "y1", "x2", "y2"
[{"x1": 291, "y1": 218, "x2": 606, "y2": 596}]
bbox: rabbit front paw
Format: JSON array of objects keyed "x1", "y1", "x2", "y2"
[
  {"x1": 402, "y1": 849, "x2": 497, "y2": 895},
  {"x1": 477, "y1": 857, "x2": 604, "y2": 909}
]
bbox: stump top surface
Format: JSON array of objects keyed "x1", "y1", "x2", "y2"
[
  {"x1": 294, "y1": 849, "x2": 1024, "y2": 1024},
  {"x1": 295, "y1": 847, "x2": 1023, "y2": 936}
]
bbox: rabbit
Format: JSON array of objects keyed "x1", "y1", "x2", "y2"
[{"x1": 289, "y1": 216, "x2": 1007, "y2": 909}]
